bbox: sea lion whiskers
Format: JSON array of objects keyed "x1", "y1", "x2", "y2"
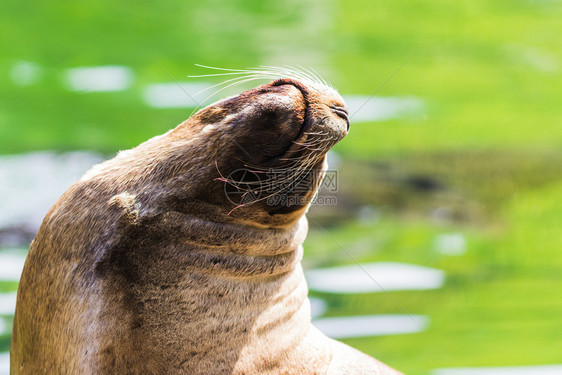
[
  {"x1": 225, "y1": 136, "x2": 325, "y2": 180},
  {"x1": 214, "y1": 131, "x2": 331, "y2": 204},
  {"x1": 303, "y1": 130, "x2": 331, "y2": 136},
  {"x1": 216, "y1": 151, "x2": 322, "y2": 210},
  {"x1": 225, "y1": 135, "x2": 336, "y2": 200},
  {"x1": 194, "y1": 75, "x2": 278, "y2": 111},
  {"x1": 259, "y1": 66, "x2": 320, "y2": 87},
  {"x1": 191, "y1": 64, "x2": 324, "y2": 86},
  {"x1": 276, "y1": 141, "x2": 335, "y2": 161},
  {"x1": 258, "y1": 65, "x2": 330, "y2": 89},
  {"x1": 193, "y1": 68, "x2": 321, "y2": 112},
  {"x1": 297, "y1": 65, "x2": 332, "y2": 89},
  {"x1": 226, "y1": 163, "x2": 323, "y2": 209},
  {"x1": 295, "y1": 137, "x2": 337, "y2": 152},
  {"x1": 192, "y1": 73, "x2": 281, "y2": 97},
  {"x1": 292, "y1": 137, "x2": 332, "y2": 149},
  {"x1": 189, "y1": 65, "x2": 327, "y2": 99},
  {"x1": 187, "y1": 71, "x2": 290, "y2": 116}
]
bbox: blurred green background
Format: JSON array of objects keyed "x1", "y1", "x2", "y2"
[{"x1": 1, "y1": 0, "x2": 561, "y2": 374}]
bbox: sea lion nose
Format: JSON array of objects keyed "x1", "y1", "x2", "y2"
[{"x1": 330, "y1": 104, "x2": 350, "y2": 131}]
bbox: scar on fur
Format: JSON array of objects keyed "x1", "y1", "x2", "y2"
[{"x1": 109, "y1": 192, "x2": 139, "y2": 222}]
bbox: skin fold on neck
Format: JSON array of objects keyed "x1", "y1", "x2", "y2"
[{"x1": 93, "y1": 210, "x2": 330, "y2": 374}]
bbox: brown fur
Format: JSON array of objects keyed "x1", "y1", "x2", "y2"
[{"x1": 11, "y1": 78, "x2": 402, "y2": 374}]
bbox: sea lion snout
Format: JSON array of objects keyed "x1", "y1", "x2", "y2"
[
  {"x1": 330, "y1": 104, "x2": 350, "y2": 131},
  {"x1": 115, "y1": 77, "x2": 352, "y2": 226},
  {"x1": 269, "y1": 78, "x2": 350, "y2": 137},
  {"x1": 193, "y1": 79, "x2": 352, "y2": 224}
]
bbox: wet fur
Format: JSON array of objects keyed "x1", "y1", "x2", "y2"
[{"x1": 11, "y1": 76, "x2": 401, "y2": 374}]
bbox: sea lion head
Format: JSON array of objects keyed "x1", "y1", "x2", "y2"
[{"x1": 130, "y1": 75, "x2": 349, "y2": 228}]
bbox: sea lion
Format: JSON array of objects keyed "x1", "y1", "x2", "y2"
[{"x1": 11, "y1": 73, "x2": 402, "y2": 374}]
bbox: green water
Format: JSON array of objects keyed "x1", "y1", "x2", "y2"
[{"x1": 1, "y1": 1, "x2": 562, "y2": 373}]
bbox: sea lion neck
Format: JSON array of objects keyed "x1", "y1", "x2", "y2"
[
  {"x1": 177, "y1": 214, "x2": 308, "y2": 256},
  {"x1": 134, "y1": 211, "x2": 310, "y2": 279}
]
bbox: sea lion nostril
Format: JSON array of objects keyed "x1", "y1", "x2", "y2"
[{"x1": 330, "y1": 105, "x2": 350, "y2": 130}]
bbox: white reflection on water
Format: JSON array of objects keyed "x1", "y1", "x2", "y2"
[
  {"x1": 308, "y1": 297, "x2": 327, "y2": 319},
  {"x1": 65, "y1": 66, "x2": 134, "y2": 92},
  {"x1": 434, "y1": 233, "x2": 467, "y2": 256},
  {"x1": 306, "y1": 262, "x2": 445, "y2": 294},
  {"x1": 0, "y1": 293, "x2": 16, "y2": 315},
  {"x1": 0, "y1": 151, "x2": 104, "y2": 233},
  {"x1": 0, "y1": 353, "x2": 8, "y2": 375},
  {"x1": 504, "y1": 44, "x2": 559, "y2": 73},
  {"x1": 313, "y1": 314, "x2": 428, "y2": 339},
  {"x1": 344, "y1": 95, "x2": 425, "y2": 123},
  {"x1": 142, "y1": 82, "x2": 213, "y2": 108},
  {"x1": 432, "y1": 365, "x2": 562, "y2": 375},
  {"x1": 0, "y1": 251, "x2": 26, "y2": 281},
  {"x1": 10, "y1": 61, "x2": 42, "y2": 86}
]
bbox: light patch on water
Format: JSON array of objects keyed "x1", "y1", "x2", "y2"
[
  {"x1": 505, "y1": 44, "x2": 559, "y2": 73},
  {"x1": 325, "y1": 151, "x2": 341, "y2": 170},
  {"x1": 0, "y1": 353, "x2": 8, "y2": 375},
  {"x1": 0, "y1": 293, "x2": 17, "y2": 315},
  {"x1": 309, "y1": 297, "x2": 327, "y2": 319},
  {"x1": 10, "y1": 61, "x2": 42, "y2": 86},
  {"x1": 434, "y1": 233, "x2": 467, "y2": 256},
  {"x1": 431, "y1": 206, "x2": 455, "y2": 225},
  {"x1": 526, "y1": 0, "x2": 562, "y2": 6},
  {"x1": 0, "y1": 250, "x2": 26, "y2": 281},
  {"x1": 357, "y1": 205, "x2": 380, "y2": 225},
  {"x1": 313, "y1": 314, "x2": 428, "y2": 339},
  {"x1": 0, "y1": 151, "x2": 104, "y2": 235},
  {"x1": 344, "y1": 95, "x2": 425, "y2": 123},
  {"x1": 142, "y1": 82, "x2": 214, "y2": 108},
  {"x1": 520, "y1": 48, "x2": 559, "y2": 72},
  {"x1": 306, "y1": 262, "x2": 445, "y2": 294},
  {"x1": 65, "y1": 66, "x2": 134, "y2": 92},
  {"x1": 432, "y1": 365, "x2": 562, "y2": 375}
]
